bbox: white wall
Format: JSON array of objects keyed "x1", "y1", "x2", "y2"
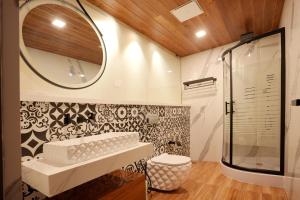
[
  {"x1": 20, "y1": 0, "x2": 181, "y2": 105},
  {"x1": 181, "y1": 43, "x2": 233, "y2": 161},
  {"x1": 280, "y1": 0, "x2": 300, "y2": 199}
]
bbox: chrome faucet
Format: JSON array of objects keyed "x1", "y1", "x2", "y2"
[{"x1": 76, "y1": 113, "x2": 96, "y2": 125}]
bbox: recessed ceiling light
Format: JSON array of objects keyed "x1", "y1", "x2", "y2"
[
  {"x1": 79, "y1": 74, "x2": 85, "y2": 77},
  {"x1": 52, "y1": 19, "x2": 66, "y2": 28},
  {"x1": 167, "y1": 70, "x2": 172, "y2": 73},
  {"x1": 196, "y1": 30, "x2": 206, "y2": 38}
]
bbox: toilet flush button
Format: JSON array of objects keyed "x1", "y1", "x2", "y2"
[{"x1": 146, "y1": 113, "x2": 159, "y2": 124}]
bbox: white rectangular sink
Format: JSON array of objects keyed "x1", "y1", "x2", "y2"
[
  {"x1": 22, "y1": 142, "x2": 153, "y2": 197},
  {"x1": 44, "y1": 132, "x2": 140, "y2": 165}
]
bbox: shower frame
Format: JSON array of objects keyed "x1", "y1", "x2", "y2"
[{"x1": 221, "y1": 28, "x2": 286, "y2": 175}]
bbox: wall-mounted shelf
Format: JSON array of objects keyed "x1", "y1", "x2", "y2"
[
  {"x1": 183, "y1": 77, "x2": 217, "y2": 89},
  {"x1": 292, "y1": 99, "x2": 300, "y2": 106}
]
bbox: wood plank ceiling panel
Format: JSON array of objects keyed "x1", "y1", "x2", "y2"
[{"x1": 87, "y1": 0, "x2": 284, "y2": 57}]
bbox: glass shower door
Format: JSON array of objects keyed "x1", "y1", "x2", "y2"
[
  {"x1": 222, "y1": 53, "x2": 231, "y2": 164},
  {"x1": 222, "y1": 28, "x2": 285, "y2": 175},
  {"x1": 231, "y1": 33, "x2": 282, "y2": 172}
]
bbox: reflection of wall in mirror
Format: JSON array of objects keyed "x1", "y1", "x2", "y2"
[{"x1": 27, "y1": 47, "x2": 100, "y2": 85}]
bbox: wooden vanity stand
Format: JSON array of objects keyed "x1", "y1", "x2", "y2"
[{"x1": 47, "y1": 170, "x2": 146, "y2": 200}]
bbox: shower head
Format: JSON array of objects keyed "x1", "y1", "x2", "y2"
[{"x1": 240, "y1": 32, "x2": 255, "y2": 43}]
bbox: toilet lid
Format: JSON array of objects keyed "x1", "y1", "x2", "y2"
[{"x1": 151, "y1": 153, "x2": 191, "y2": 166}]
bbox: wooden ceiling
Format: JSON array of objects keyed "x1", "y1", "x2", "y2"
[
  {"x1": 22, "y1": 4, "x2": 103, "y2": 64},
  {"x1": 87, "y1": 0, "x2": 284, "y2": 57}
]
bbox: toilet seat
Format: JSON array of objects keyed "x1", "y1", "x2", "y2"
[{"x1": 151, "y1": 153, "x2": 191, "y2": 166}]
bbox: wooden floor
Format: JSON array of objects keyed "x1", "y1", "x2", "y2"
[{"x1": 150, "y1": 162, "x2": 287, "y2": 200}]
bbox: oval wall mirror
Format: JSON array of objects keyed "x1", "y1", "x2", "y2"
[{"x1": 19, "y1": 0, "x2": 107, "y2": 89}]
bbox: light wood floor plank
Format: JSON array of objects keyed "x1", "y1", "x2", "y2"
[{"x1": 150, "y1": 162, "x2": 288, "y2": 200}]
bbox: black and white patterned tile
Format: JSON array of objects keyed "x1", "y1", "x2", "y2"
[{"x1": 20, "y1": 101, "x2": 190, "y2": 200}]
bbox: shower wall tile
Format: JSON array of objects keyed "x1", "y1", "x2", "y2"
[
  {"x1": 181, "y1": 43, "x2": 234, "y2": 161},
  {"x1": 280, "y1": 0, "x2": 300, "y2": 199},
  {"x1": 20, "y1": 101, "x2": 190, "y2": 200}
]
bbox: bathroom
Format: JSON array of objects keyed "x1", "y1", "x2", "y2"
[{"x1": 1, "y1": 0, "x2": 300, "y2": 199}]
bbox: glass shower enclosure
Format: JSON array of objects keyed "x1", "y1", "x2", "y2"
[{"x1": 222, "y1": 28, "x2": 285, "y2": 175}]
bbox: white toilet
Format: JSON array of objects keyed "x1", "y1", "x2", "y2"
[{"x1": 147, "y1": 153, "x2": 192, "y2": 191}]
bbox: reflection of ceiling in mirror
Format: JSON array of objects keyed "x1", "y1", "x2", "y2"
[{"x1": 22, "y1": 4, "x2": 103, "y2": 65}]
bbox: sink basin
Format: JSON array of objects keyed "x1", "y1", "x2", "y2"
[
  {"x1": 43, "y1": 132, "x2": 140, "y2": 165},
  {"x1": 22, "y1": 142, "x2": 153, "y2": 197}
]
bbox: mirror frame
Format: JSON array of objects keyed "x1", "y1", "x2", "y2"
[{"x1": 19, "y1": 0, "x2": 107, "y2": 89}]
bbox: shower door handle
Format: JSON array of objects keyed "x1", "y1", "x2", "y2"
[{"x1": 225, "y1": 102, "x2": 230, "y2": 115}]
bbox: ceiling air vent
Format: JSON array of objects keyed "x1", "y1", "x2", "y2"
[{"x1": 171, "y1": 0, "x2": 204, "y2": 22}]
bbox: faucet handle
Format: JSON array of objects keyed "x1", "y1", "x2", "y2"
[
  {"x1": 77, "y1": 115, "x2": 87, "y2": 124},
  {"x1": 88, "y1": 113, "x2": 96, "y2": 120},
  {"x1": 176, "y1": 141, "x2": 182, "y2": 146}
]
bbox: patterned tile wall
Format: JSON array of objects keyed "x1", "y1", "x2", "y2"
[{"x1": 20, "y1": 101, "x2": 190, "y2": 199}]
